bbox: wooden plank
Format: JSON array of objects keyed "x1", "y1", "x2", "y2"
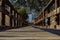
[
  {"x1": 0, "y1": 0, "x2": 2, "y2": 5},
  {"x1": 34, "y1": 0, "x2": 60, "y2": 25},
  {"x1": 34, "y1": 7, "x2": 60, "y2": 24},
  {"x1": 34, "y1": 0, "x2": 54, "y2": 24},
  {"x1": 47, "y1": 7, "x2": 60, "y2": 18},
  {"x1": 37, "y1": 0, "x2": 53, "y2": 20},
  {"x1": 0, "y1": 12, "x2": 2, "y2": 26},
  {"x1": 1, "y1": 0, "x2": 5, "y2": 26}
]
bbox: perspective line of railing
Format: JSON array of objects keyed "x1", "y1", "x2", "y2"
[{"x1": 0, "y1": 0, "x2": 20, "y2": 28}]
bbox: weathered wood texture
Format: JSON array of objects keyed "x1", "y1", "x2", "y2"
[
  {"x1": 34, "y1": 0, "x2": 60, "y2": 30},
  {"x1": 0, "y1": 0, "x2": 20, "y2": 28}
]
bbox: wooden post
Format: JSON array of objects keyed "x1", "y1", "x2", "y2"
[
  {"x1": 57, "y1": 0, "x2": 60, "y2": 24},
  {"x1": 0, "y1": 0, "x2": 2, "y2": 6},
  {"x1": 17, "y1": 14, "x2": 18, "y2": 27},
  {"x1": 43, "y1": 11, "x2": 46, "y2": 27},
  {"x1": 47, "y1": 17, "x2": 50, "y2": 26},
  {"x1": 44, "y1": 10, "x2": 48, "y2": 28},
  {"x1": 10, "y1": 8, "x2": 13, "y2": 27},
  {"x1": 14, "y1": 11, "x2": 16, "y2": 27},
  {"x1": 57, "y1": 0, "x2": 60, "y2": 7},
  {"x1": 0, "y1": 0, "x2": 2, "y2": 26},
  {"x1": 55, "y1": 0, "x2": 57, "y2": 9},
  {"x1": 55, "y1": 0, "x2": 60, "y2": 25},
  {"x1": 59, "y1": 0, "x2": 60, "y2": 25},
  {"x1": 15, "y1": 13, "x2": 17, "y2": 27},
  {"x1": 12, "y1": 10, "x2": 14, "y2": 27},
  {"x1": 57, "y1": 0, "x2": 60, "y2": 25},
  {"x1": 18, "y1": 15, "x2": 19, "y2": 27},
  {"x1": 1, "y1": 0, "x2": 5, "y2": 27},
  {"x1": 47, "y1": 6, "x2": 50, "y2": 28}
]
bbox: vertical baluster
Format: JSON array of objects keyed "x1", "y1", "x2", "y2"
[
  {"x1": 17, "y1": 13, "x2": 18, "y2": 27},
  {"x1": 10, "y1": 8, "x2": 12, "y2": 28},
  {"x1": 1, "y1": 0, "x2": 5, "y2": 27},
  {"x1": 14, "y1": 11, "x2": 16, "y2": 28}
]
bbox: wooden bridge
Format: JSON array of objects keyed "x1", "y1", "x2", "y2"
[
  {"x1": 0, "y1": 0, "x2": 60, "y2": 30},
  {"x1": 0, "y1": 0, "x2": 60, "y2": 40},
  {"x1": 34, "y1": 0, "x2": 60, "y2": 30},
  {"x1": 0, "y1": 0, "x2": 20, "y2": 28}
]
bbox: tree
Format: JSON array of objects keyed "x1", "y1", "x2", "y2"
[
  {"x1": 13, "y1": 0, "x2": 50, "y2": 16},
  {"x1": 18, "y1": 7, "x2": 28, "y2": 26}
]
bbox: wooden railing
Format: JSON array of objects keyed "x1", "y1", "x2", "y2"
[
  {"x1": 0, "y1": 0, "x2": 20, "y2": 28},
  {"x1": 34, "y1": 0, "x2": 60, "y2": 29}
]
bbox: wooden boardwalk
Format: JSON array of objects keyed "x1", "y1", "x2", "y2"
[
  {"x1": 0, "y1": 0, "x2": 60, "y2": 40},
  {"x1": 34, "y1": 0, "x2": 60, "y2": 30},
  {"x1": 0, "y1": 26, "x2": 60, "y2": 40}
]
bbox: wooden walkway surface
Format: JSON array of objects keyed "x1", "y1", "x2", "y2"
[{"x1": 0, "y1": 26, "x2": 60, "y2": 40}]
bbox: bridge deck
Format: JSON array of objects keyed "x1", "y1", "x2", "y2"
[{"x1": 0, "y1": 26, "x2": 59, "y2": 40}]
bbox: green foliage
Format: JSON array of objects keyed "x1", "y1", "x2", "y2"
[
  {"x1": 13, "y1": 0, "x2": 50, "y2": 15},
  {"x1": 18, "y1": 7, "x2": 28, "y2": 21}
]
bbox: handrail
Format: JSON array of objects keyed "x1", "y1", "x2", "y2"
[
  {"x1": 36, "y1": 0, "x2": 53, "y2": 21},
  {"x1": 34, "y1": 7, "x2": 60, "y2": 24},
  {"x1": 0, "y1": 0, "x2": 20, "y2": 27},
  {"x1": 34, "y1": 0, "x2": 60, "y2": 25},
  {"x1": 5, "y1": 0, "x2": 19, "y2": 15}
]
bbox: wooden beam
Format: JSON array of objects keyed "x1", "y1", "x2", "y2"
[
  {"x1": 14, "y1": 11, "x2": 16, "y2": 27},
  {"x1": 10, "y1": 8, "x2": 13, "y2": 27},
  {"x1": 1, "y1": 0, "x2": 5, "y2": 26},
  {"x1": 34, "y1": 0, "x2": 54, "y2": 24},
  {"x1": 16, "y1": 14, "x2": 19, "y2": 27}
]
